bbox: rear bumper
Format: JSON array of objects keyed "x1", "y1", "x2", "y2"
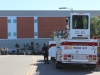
[{"x1": 58, "y1": 61, "x2": 96, "y2": 65}]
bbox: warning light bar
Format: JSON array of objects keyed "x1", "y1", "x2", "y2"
[{"x1": 92, "y1": 36, "x2": 98, "y2": 39}]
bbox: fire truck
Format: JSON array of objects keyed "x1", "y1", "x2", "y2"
[{"x1": 49, "y1": 13, "x2": 98, "y2": 69}]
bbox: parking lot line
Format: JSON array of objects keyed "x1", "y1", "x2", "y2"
[
  {"x1": 0, "y1": 55, "x2": 11, "y2": 58},
  {"x1": 30, "y1": 58, "x2": 37, "y2": 75},
  {"x1": 26, "y1": 57, "x2": 37, "y2": 75}
]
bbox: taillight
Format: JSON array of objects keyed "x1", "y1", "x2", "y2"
[
  {"x1": 64, "y1": 54, "x2": 67, "y2": 58},
  {"x1": 68, "y1": 55, "x2": 71, "y2": 57},
  {"x1": 88, "y1": 55, "x2": 97, "y2": 61},
  {"x1": 93, "y1": 55, "x2": 96, "y2": 58},
  {"x1": 89, "y1": 55, "x2": 96, "y2": 58},
  {"x1": 93, "y1": 36, "x2": 98, "y2": 39},
  {"x1": 89, "y1": 55, "x2": 92, "y2": 57}
]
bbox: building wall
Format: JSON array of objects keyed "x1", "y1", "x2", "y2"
[
  {"x1": 17, "y1": 17, "x2": 34, "y2": 38},
  {"x1": 0, "y1": 16, "x2": 67, "y2": 39},
  {"x1": 0, "y1": 17, "x2": 7, "y2": 39},
  {"x1": 38, "y1": 17, "x2": 66, "y2": 38},
  {"x1": 0, "y1": 39, "x2": 51, "y2": 50},
  {"x1": 0, "y1": 10, "x2": 99, "y2": 17},
  {"x1": 0, "y1": 10, "x2": 100, "y2": 49}
]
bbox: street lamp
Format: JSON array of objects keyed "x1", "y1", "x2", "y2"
[{"x1": 59, "y1": 7, "x2": 73, "y2": 13}]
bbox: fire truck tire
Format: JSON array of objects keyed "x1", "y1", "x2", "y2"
[
  {"x1": 51, "y1": 57, "x2": 54, "y2": 60},
  {"x1": 54, "y1": 58, "x2": 56, "y2": 62},
  {"x1": 87, "y1": 64, "x2": 96, "y2": 69},
  {"x1": 55, "y1": 61, "x2": 62, "y2": 69},
  {"x1": 51, "y1": 57, "x2": 53, "y2": 60}
]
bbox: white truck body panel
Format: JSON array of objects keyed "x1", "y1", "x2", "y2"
[
  {"x1": 49, "y1": 41, "x2": 56, "y2": 57},
  {"x1": 49, "y1": 39, "x2": 98, "y2": 64}
]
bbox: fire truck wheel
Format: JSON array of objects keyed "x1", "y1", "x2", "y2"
[
  {"x1": 51, "y1": 57, "x2": 53, "y2": 60},
  {"x1": 55, "y1": 61, "x2": 62, "y2": 69},
  {"x1": 54, "y1": 59, "x2": 56, "y2": 62},
  {"x1": 51, "y1": 57, "x2": 54, "y2": 60},
  {"x1": 87, "y1": 64, "x2": 96, "y2": 69}
]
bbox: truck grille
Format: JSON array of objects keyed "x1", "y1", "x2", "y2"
[{"x1": 72, "y1": 37, "x2": 88, "y2": 39}]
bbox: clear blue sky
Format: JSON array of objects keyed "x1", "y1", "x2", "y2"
[{"x1": 0, "y1": 0, "x2": 100, "y2": 10}]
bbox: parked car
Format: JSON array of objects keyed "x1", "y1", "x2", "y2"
[{"x1": 34, "y1": 50, "x2": 41, "y2": 55}]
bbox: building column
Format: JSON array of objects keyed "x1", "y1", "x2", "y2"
[
  {"x1": 34, "y1": 16, "x2": 38, "y2": 39},
  {"x1": 7, "y1": 16, "x2": 17, "y2": 39}
]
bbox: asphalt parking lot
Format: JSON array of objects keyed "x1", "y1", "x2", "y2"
[{"x1": 0, "y1": 55, "x2": 100, "y2": 75}]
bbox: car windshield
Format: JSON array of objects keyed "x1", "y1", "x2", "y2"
[{"x1": 72, "y1": 15, "x2": 88, "y2": 29}]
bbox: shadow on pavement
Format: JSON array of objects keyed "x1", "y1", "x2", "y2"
[{"x1": 31, "y1": 60, "x2": 100, "y2": 75}]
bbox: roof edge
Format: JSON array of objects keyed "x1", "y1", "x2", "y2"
[{"x1": 0, "y1": 10, "x2": 100, "y2": 11}]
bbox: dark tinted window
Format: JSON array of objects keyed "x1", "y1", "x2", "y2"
[{"x1": 72, "y1": 15, "x2": 88, "y2": 29}]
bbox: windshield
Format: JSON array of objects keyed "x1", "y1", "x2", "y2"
[{"x1": 72, "y1": 15, "x2": 88, "y2": 29}]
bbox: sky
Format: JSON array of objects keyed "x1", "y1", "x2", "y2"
[{"x1": 0, "y1": 0, "x2": 100, "y2": 10}]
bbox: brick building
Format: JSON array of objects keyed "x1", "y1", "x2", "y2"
[{"x1": 0, "y1": 10, "x2": 100, "y2": 49}]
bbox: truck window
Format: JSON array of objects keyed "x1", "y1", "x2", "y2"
[
  {"x1": 72, "y1": 15, "x2": 88, "y2": 29},
  {"x1": 66, "y1": 17, "x2": 70, "y2": 30}
]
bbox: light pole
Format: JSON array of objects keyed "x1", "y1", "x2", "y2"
[{"x1": 59, "y1": 7, "x2": 73, "y2": 13}]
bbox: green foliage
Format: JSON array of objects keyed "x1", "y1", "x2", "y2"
[
  {"x1": 26, "y1": 43, "x2": 29, "y2": 47},
  {"x1": 50, "y1": 30, "x2": 56, "y2": 39},
  {"x1": 36, "y1": 43, "x2": 39, "y2": 48},
  {"x1": 31, "y1": 42, "x2": 34, "y2": 46},
  {"x1": 15, "y1": 43, "x2": 19, "y2": 48},
  {"x1": 50, "y1": 34, "x2": 54, "y2": 39},
  {"x1": 23, "y1": 44, "x2": 26, "y2": 50},
  {"x1": 28, "y1": 45, "x2": 32, "y2": 50},
  {"x1": 22, "y1": 42, "x2": 34, "y2": 50},
  {"x1": 90, "y1": 15, "x2": 100, "y2": 38},
  {"x1": 30, "y1": 42, "x2": 34, "y2": 50}
]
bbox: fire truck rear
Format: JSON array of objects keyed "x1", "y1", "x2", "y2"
[{"x1": 49, "y1": 13, "x2": 98, "y2": 69}]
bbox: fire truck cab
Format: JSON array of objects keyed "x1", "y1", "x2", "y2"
[
  {"x1": 49, "y1": 13, "x2": 98, "y2": 69},
  {"x1": 68, "y1": 13, "x2": 90, "y2": 39}
]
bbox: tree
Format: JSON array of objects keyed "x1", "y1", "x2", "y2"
[
  {"x1": 15, "y1": 43, "x2": 19, "y2": 48},
  {"x1": 90, "y1": 15, "x2": 100, "y2": 38},
  {"x1": 31, "y1": 42, "x2": 34, "y2": 50},
  {"x1": 25, "y1": 43, "x2": 29, "y2": 49},
  {"x1": 50, "y1": 33, "x2": 54, "y2": 39},
  {"x1": 23, "y1": 44, "x2": 26, "y2": 50},
  {"x1": 50, "y1": 31, "x2": 56, "y2": 39},
  {"x1": 36, "y1": 43, "x2": 39, "y2": 49}
]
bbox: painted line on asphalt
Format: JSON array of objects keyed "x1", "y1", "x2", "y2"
[
  {"x1": 30, "y1": 58, "x2": 37, "y2": 75},
  {"x1": 0, "y1": 55, "x2": 11, "y2": 58},
  {"x1": 26, "y1": 57, "x2": 37, "y2": 75}
]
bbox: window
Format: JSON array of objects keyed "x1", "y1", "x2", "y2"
[
  {"x1": 66, "y1": 17, "x2": 70, "y2": 29},
  {"x1": 34, "y1": 19, "x2": 37, "y2": 23},
  {"x1": 34, "y1": 32, "x2": 38, "y2": 36},
  {"x1": 13, "y1": 32, "x2": 16, "y2": 36},
  {"x1": 13, "y1": 19, "x2": 16, "y2": 23},
  {"x1": 66, "y1": 18, "x2": 68, "y2": 25},
  {"x1": 8, "y1": 19, "x2": 11, "y2": 23},
  {"x1": 72, "y1": 15, "x2": 88, "y2": 29},
  {"x1": 8, "y1": 32, "x2": 11, "y2": 36}
]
